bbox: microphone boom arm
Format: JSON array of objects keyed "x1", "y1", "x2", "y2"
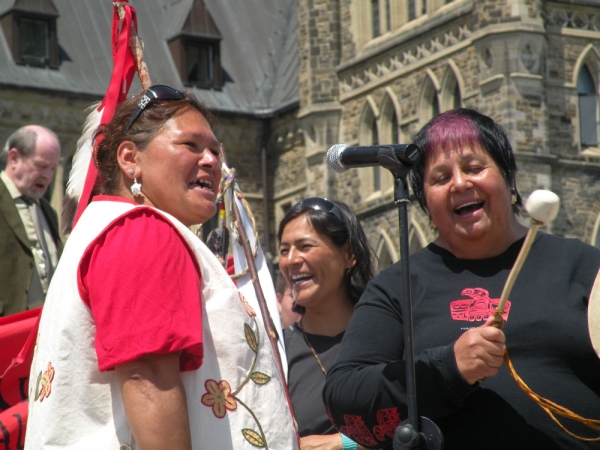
[{"x1": 378, "y1": 146, "x2": 416, "y2": 177}]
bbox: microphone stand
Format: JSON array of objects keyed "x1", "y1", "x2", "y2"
[{"x1": 376, "y1": 147, "x2": 443, "y2": 450}]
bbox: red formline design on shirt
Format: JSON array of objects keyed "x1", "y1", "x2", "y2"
[
  {"x1": 339, "y1": 407, "x2": 402, "y2": 447},
  {"x1": 450, "y1": 288, "x2": 511, "y2": 322}
]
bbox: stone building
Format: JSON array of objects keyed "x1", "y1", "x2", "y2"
[
  {"x1": 1, "y1": 0, "x2": 599, "y2": 273},
  {"x1": 282, "y1": 0, "x2": 600, "y2": 271},
  {"x1": 0, "y1": 0, "x2": 299, "y2": 266}
]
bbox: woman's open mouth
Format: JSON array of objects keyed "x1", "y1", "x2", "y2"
[
  {"x1": 190, "y1": 179, "x2": 214, "y2": 191},
  {"x1": 454, "y1": 200, "x2": 484, "y2": 216},
  {"x1": 291, "y1": 273, "x2": 313, "y2": 286}
]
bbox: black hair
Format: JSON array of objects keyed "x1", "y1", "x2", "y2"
[
  {"x1": 409, "y1": 108, "x2": 522, "y2": 215},
  {"x1": 277, "y1": 198, "x2": 374, "y2": 305}
]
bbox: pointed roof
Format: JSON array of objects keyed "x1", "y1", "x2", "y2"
[
  {"x1": 0, "y1": 0, "x2": 59, "y2": 17},
  {"x1": 0, "y1": 0, "x2": 299, "y2": 115},
  {"x1": 0, "y1": 0, "x2": 16, "y2": 16}
]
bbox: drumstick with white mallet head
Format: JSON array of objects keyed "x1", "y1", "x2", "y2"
[{"x1": 492, "y1": 189, "x2": 560, "y2": 328}]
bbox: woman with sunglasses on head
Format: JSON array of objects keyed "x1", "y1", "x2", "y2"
[
  {"x1": 323, "y1": 109, "x2": 600, "y2": 449},
  {"x1": 278, "y1": 198, "x2": 374, "y2": 450},
  {"x1": 25, "y1": 86, "x2": 298, "y2": 450}
]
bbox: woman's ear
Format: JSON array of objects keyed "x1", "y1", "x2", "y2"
[
  {"x1": 344, "y1": 243, "x2": 357, "y2": 269},
  {"x1": 429, "y1": 215, "x2": 437, "y2": 230},
  {"x1": 116, "y1": 141, "x2": 139, "y2": 179},
  {"x1": 423, "y1": 206, "x2": 437, "y2": 230}
]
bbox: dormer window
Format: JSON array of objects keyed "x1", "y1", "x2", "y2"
[
  {"x1": 170, "y1": 34, "x2": 222, "y2": 89},
  {"x1": 20, "y1": 16, "x2": 50, "y2": 65},
  {"x1": 0, "y1": 0, "x2": 59, "y2": 69},
  {"x1": 187, "y1": 40, "x2": 213, "y2": 84},
  {"x1": 168, "y1": 0, "x2": 223, "y2": 90}
]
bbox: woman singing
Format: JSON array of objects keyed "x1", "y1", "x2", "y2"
[
  {"x1": 25, "y1": 86, "x2": 297, "y2": 450},
  {"x1": 323, "y1": 108, "x2": 600, "y2": 449}
]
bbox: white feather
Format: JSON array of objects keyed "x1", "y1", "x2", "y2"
[
  {"x1": 66, "y1": 102, "x2": 102, "y2": 199},
  {"x1": 62, "y1": 102, "x2": 102, "y2": 233}
]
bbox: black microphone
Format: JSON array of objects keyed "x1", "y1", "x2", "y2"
[{"x1": 326, "y1": 143, "x2": 421, "y2": 173}]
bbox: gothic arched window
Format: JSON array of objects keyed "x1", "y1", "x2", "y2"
[{"x1": 578, "y1": 65, "x2": 599, "y2": 147}]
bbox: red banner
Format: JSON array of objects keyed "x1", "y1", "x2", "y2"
[
  {"x1": 0, "y1": 308, "x2": 40, "y2": 450},
  {"x1": 72, "y1": 1, "x2": 138, "y2": 228}
]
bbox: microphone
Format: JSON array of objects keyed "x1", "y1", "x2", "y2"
[{"x1": 326, "y1": 143, "x2": 421, "y2": 173}]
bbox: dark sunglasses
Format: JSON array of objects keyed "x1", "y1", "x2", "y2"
[
  {"x1": 297, "y1": 197, "x2": 342, "y2": 221},
  {"x1": 126, "y1": 85, "x2": 186, "y2": 130}
]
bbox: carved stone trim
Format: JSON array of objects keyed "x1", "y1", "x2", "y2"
[
  {"x1": 339, "y1": 25, "x2": 473, "y2": 99},
  {"x1": 545, "y1": 6, "x2": 600, "y2": 32},
  {"x1": 273, "y1": 183, "x2": 307, "y2": 201}
]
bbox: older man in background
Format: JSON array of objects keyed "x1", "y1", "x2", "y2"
[{"x1": 0, "y1": 125, "x2": 63, "y2": 316}]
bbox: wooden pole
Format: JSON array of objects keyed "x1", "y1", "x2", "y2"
[{"x1": 230, "y1": 191, "x2": 300, "y2": 446}]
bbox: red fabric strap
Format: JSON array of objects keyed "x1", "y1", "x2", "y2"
[{"x1": 72, "y1": 3, "x2": 138, "y2": 229}]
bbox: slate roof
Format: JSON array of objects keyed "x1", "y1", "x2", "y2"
[{"x1": 0, "y1": 0, "x2": 299, "y2": 115}]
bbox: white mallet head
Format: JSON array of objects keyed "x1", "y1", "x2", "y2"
[{"x1": 524, "y1": 189, "x2": 560, "y2": 225}]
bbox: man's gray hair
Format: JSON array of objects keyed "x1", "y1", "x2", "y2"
[{"x1": 0, "y1": 126, "x2": 58, "y2": 164}]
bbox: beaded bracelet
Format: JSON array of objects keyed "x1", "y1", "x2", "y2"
[{"x1": 341, "y1": 433, "x2": 358, "y2": 450}]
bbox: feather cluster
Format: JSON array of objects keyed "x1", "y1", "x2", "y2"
[{"x1": 61, "y1": 102, "x2": 102, "y2": 234}]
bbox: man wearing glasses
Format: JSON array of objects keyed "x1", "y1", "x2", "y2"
[{"x1": 0, "y1": 125, "x2": 63, "y2": 316}]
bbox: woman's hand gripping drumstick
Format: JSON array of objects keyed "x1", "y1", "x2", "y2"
[
  {"x1": 463, "y1": 190, "x2": 560, "y2": 385},
  {"x1": 492, "y1": 189, "x2": 560, "y2": 328}
]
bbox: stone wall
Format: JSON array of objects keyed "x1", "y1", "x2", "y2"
[
  {"x1": 269, "y1": 108, "x2": 305, "y2": 246},
  {"x1": 295, "y1": 0, "x2": 600, "y2": 262},
  {"x1": 297, "y1": 0, "x2": 342, "y2": 108},
  {"x1": 5, "y1": 0, "x2": 600, "y2": 271}
]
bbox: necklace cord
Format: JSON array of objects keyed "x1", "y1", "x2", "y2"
[{"x1": 300, "y1": 318, "x2": 327, "y2": 376}]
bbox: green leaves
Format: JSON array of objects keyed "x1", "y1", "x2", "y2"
[
  {"x1": 250, "y1": 371, "x2": 271, "y2": 385},
  {"x1": 242, "y1": 428, "x2": 266, "y2": 448},
  {"x1": 34, "y1": 371, "x2": 42, "y2": 401},
  {"x1": 245, "y1": 323, "x2": 258, "y2": 353}
]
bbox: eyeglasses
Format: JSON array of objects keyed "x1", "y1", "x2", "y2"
[
  {"x1": 126, "y1": 85, "x2": 186, "y2": 130},
  {"x1": 297, "y1": 197, "x2": 342, "y2": 222}
]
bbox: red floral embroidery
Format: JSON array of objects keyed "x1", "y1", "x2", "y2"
[
  {"x1": 340, "y1": 414, "x2": 378, "y2": 446},
  {"x1": 201, "y1": 379, "x2": 237, "y2": 418},
  {"x1": 38, "y1": 362, "x2": 55, "y2": 402},
  {"x1": 373, "y1": 407, "x2": 402, "y2": 441},
  {"x1": 239, "y1": 292, "x2": 256, "y2": 317}
]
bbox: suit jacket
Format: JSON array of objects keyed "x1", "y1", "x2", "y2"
[{"x1": 0, "y1": 178, "x2": 63, "y2": 316}]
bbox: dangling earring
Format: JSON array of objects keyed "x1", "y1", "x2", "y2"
[
  {"x1": 129, "y1": 170, "x2": 142, "y2": 197},
  {"x1": 510, "y1": 188, "x2": 517, "y2": 205},
  {"x1": 131, "y1": 178, "x2": 142, "y2": 197}
]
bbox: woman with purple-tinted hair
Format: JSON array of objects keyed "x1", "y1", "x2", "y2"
[{"x1": 323, "y1": 108, "x2": 600, "y2": 449}]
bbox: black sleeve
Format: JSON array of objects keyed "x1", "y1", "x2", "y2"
[{"x1": 322, "y1": 262, "x2": 478, "y2": 449}]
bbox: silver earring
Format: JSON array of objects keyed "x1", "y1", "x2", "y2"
[{"x1": 131, "y1": 177, "x2": 142, "y2": 197}]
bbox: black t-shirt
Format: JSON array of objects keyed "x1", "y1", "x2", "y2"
[
  {"x1": 285, "y1": 323, "x2": 344, "y2": 437},
  {"x1": 324, "y1": 233, "x2": 600, "y2": 449}
]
